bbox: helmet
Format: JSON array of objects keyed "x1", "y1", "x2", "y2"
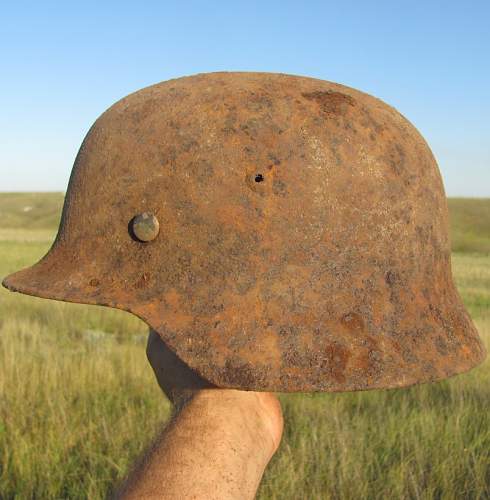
[{"x1": 3, "y1": 72, "x2": 486, "y2": 392}]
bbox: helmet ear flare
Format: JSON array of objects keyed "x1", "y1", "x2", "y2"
[{"x1": 129, "y1": 213, "x2": 160, "y2": 242}]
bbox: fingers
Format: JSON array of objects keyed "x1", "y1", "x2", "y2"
[
  {"x1": 146, "y1": 328, "x2": 168, "y2": 366},
  {"x1": 146, "y1": 328, "x2": 215, "y2": 405}
]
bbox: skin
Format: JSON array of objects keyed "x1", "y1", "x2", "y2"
[{"x1": 114, "y1": 329, "x2": 284, "y2": 499}]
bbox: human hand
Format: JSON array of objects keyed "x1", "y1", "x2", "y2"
[
  {"x1": 146, "y1": 328, "x2": 283, "y2": 454},
  {"x1": 145, "y1": 327, "x2": 215, "y2": 407}
]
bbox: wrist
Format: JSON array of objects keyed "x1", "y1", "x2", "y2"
[{"x1": 185, "y1": 389, "x2": 283, "y2": 459}]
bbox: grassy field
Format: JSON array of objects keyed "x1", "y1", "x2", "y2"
[{"x1": 0, "y1": 194, "x2": 489, "y2": 499}]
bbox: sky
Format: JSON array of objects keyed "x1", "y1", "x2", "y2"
[{"x1": 0, "y1": 0, "x2": 489, "y2": 196}]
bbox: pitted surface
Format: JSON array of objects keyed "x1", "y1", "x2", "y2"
[{"x1": 3, "y1": 72, "x2": 486, "y2": 391}]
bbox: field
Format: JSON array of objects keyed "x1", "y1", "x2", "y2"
[{"x1": 0, "y1": 193, "x2": 489, "y2": 499}]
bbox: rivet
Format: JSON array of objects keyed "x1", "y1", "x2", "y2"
[{"x1": 131, "y1": 213, "x2": 160, "y2": 242}]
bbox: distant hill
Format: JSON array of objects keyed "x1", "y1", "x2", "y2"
[
  {"x1": 0, "y1": 192, "x2": 64, "y2": 230},
  {"x1": 0, "y1": 193, "x2": 488, "y2": 253},
  {"x1": 448, "y1": 198, "x2": 490, "y2": 253}
]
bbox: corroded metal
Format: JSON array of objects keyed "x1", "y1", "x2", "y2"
[
  {"x1": 2, "y1": 72, "x2": 486, "y2": 392},
  {"x1": 131, "y1": 213, "x2": 160, "y2": 242}
]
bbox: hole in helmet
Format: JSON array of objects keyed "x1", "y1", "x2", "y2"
[{"x1": 255, "y1": 174, "x2": 264, "y2": 182}]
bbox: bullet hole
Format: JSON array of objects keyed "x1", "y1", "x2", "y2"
[{"x1": 255, "y1": 174, "x2": 264, "y2": 182}]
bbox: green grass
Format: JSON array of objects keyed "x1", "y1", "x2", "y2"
[
  {"x1": 1, "y1": 193, "x2": 489, "y2": 252},
  {"x1": 0, "y1": 192, "x2": 64, "y2": 231},
  {"x1": 0, "y1": 194, "x2": 489, "y2": 499},
  {"x1": 448, "y1": 198, "x2": 490, "y2": 254}
]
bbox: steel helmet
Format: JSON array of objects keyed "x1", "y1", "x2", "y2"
[{"x1": 3, "y1": 72, "x2": 486, "y2": 392}]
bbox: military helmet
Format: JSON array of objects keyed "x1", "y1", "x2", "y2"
[{"x1": 3, "y1": 72, "x2": 486, "y2": 392}]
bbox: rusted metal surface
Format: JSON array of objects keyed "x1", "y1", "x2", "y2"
[{"x1": 2, "y1": 72, "x2": 486, "y2": 392}]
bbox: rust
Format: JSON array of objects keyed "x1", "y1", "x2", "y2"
[
  {"x1": 302, "y1": 90, "x2": 355, "y2": 116},
  {"x1": 341, "y1": 313, "x2": 365, "y2": 332},
  {"x1": 134, "y1": 272, "x2": 151, "y2": 289},
  {"x1": 2, "y1": 72, "x2": 486, "y2": 392}
]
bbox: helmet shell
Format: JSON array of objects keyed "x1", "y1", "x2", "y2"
[{"x1": 3, "y1": 72, "x2": 486, "y2": 391}]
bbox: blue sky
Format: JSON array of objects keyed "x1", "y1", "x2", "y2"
[{"x1": 1, "y1": 1, "x2": 489, "y2": 196}]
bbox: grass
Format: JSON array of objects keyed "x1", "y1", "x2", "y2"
[
  {"x1": 0, "y1": 193, "x2": 63, "y2": 231},
  {"x1": 1, "y1": 193, "x2": 489, "y2": 253},
  {"x1": 0, "y1": 195, "x2": 489, "y2": 499},
  {"x1": 448, "y1": 198, "x2": 490, "y2": 254}
]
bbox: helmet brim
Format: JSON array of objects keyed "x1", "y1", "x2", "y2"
[
  {"x1": 2, "y1": 251, "x2": 133, "y2": 312},
  {"x1": 2, "y1": 250, "x2": 487, "y2": 393}
]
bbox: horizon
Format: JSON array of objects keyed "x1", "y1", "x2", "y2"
[{"x1": 1, "y1": 190, "x2": 489, "y2": 200}]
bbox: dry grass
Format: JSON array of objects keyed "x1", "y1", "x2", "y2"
[
  {"x1": 448, "y1": 198, "x2": 490, "y2": 254},
  {"x1": 0, "y1": 196, "x2": 489, "y2": 499}
]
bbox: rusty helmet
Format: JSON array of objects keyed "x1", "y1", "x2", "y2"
[{"x1": 3, "y1": 72, "x2": 486, "y2": 392}]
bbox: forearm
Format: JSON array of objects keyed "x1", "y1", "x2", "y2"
[{"x1": 116, "y1": 390, "x2": 278, "y2": 499}]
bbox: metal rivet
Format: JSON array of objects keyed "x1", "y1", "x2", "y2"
[{"x1": 131, "y1": 213, "x2": 160, "y2": 242}]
